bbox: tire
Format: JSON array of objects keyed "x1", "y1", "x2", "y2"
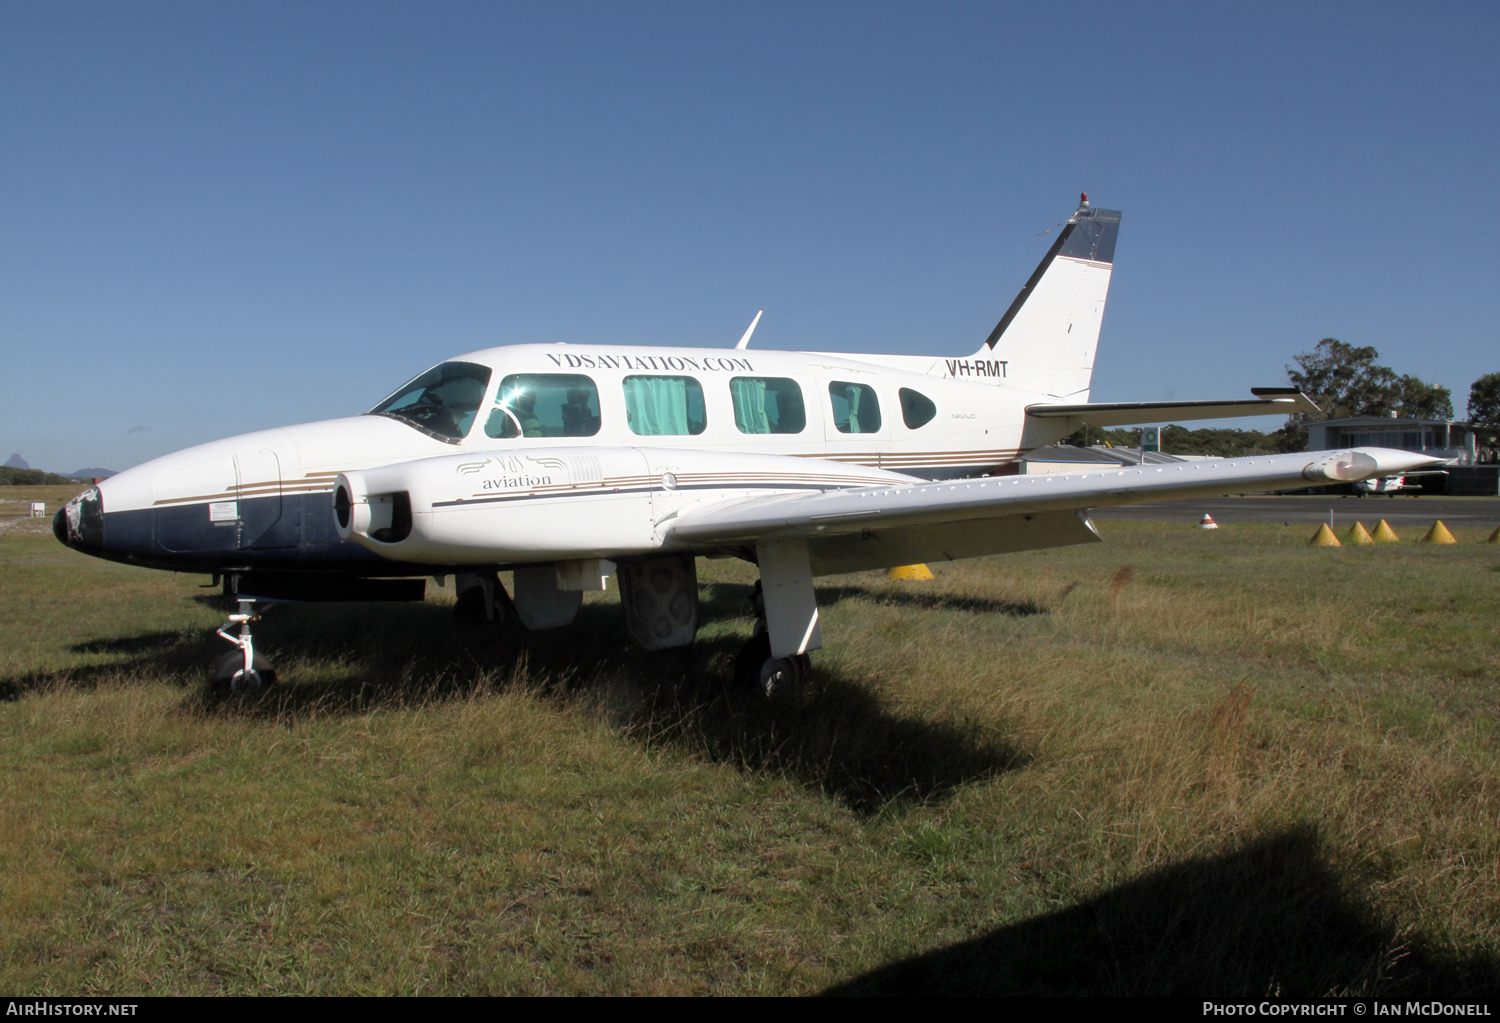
[
  {"x1": 452, "y1": 585, "x2": 490, "y2": 624},
  {"x1": 732, "y1": 633, "x2": 772, "y2": 693},
  {"x1": 209, "y1": 649, "x2": 277, "y2": 695},
  {"x1": 731, "y1": 633, "x2": 804, "y2": 698}
]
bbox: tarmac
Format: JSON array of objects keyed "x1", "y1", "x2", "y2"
[{"x1": 1089, "y1": 495, "x2": 1500, "y2": 528}]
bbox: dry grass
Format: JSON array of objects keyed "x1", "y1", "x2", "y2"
[{"x1": 1, "y1": 515, "x2": 1498, "y2": 995}]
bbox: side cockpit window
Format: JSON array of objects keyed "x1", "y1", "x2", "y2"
[
  {"x1": 485, "y1": 374, "x2": 600, "y2": 439},
  {"x1": 368, "y1": 361, "x2": 493, "y2": 441},
  {"x1": 899, "y1": 388, "x2": 937, "y2": 429}
]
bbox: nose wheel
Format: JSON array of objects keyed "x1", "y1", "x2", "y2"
[{"x1": 211, "y1": 600, "x2": 277, "y2": 695}]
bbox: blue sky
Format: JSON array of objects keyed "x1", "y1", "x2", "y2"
[{"x1": 3, "y1": 2, "x2": 1497, "y2": 472}]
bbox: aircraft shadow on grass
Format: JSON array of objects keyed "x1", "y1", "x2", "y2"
[
  {"x1": 824, "y1": 825, "x2": 1500, "y2": 997},
  {"x1": 3, "y1": 585, "x2": 1031, "y2": 815}
]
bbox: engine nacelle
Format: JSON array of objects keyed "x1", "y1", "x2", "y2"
[
  {"x1": 330, "y1": 445, "x2": 913, "y2": 566},
  {"x1": 332, "y1": 446, "x2": 662, "y2": 565},
  {"x1": 1301, "y1": 449, "x2": 1380, "y2": 483},
  {"x1": 333, "y1": 473, "x2": 411, "y2": 544}
]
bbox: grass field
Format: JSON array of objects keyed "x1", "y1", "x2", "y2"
[{"x1": 2, "y1": 492, "x2": 1498, "y2": 995}]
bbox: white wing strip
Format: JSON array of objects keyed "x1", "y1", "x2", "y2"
[{"x1": 669, "y1": 447, "x2": 1445, "y2": 545}]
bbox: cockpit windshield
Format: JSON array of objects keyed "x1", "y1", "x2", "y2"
[{"x1": 366, "y1": 361, "x2": 493, "y2": 441}]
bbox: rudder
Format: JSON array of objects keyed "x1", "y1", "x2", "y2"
[{"x1": 976, "y1": 197, "x2": 1120, "y2": 401}]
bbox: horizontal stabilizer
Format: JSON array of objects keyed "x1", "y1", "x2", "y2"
[{"x1": 1025, "y1": 390, "x2": 1320, "y2": 428}]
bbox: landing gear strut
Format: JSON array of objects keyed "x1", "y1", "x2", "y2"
[
  {"x1": 211, "y1": 599, "x2": 277, "y2": 694},
  {"x1": 731, "y1": 539, "x2": 822, "y2": 697}
]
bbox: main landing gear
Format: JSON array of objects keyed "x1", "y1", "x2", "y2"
[
  {"x1": 731, "y1": 540, "x2": 822, "y2": 698},
  {"x1": 732, "y1": 589, "x2": 811, "y2": 697},
  {"x1": 211, "y1": 599, "x2": 277, "y2": 695}
]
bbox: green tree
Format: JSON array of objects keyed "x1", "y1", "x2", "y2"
[
  {"x1": 1468, "y1": 372, "x2": 1500, "y2": 427},
  {"x1": 1285, "y1": 339, "x2": 1399, "y2": 419},
  {"x1": 0, "y1": 467, "x2": 80, "y2": 486},
  {"x1": 1274, "y1": 338, "x2": 1451, "y2": 451},
  {"x1": 1160, "y1": 424, "x2": 1277, "y2": 457},
  {"x1": 1396, "y1": 374, "x2": 1453, "y2": 420}
]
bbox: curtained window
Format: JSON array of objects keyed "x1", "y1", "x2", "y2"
[
  {"x1": 623, "y1": 376, "x2": 707, "y2": 436},
  {"x1": 730, "y1": 377, "x2": 806, "y2": 434},
  {"x1": 829, "y1": 381, "x2": 882, "y2": 434}
]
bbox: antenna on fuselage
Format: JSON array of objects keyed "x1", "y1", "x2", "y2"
[{"x1": 734, "y1": 310, "x2": 763, "y2": 350}]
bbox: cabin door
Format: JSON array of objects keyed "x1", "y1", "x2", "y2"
[{"x1": 815, "y1": 372, "x2": 891, "y2": 469}]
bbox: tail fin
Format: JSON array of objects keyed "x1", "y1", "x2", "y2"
[{"x1": 976, "y1": 198, "x2": 1120, "y2": 400}]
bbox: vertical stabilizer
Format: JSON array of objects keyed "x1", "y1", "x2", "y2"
[{"x1": 977, "y1": 198, "x2": 1120, "y2": 400}]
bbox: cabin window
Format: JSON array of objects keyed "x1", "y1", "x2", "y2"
[
  {"x1": 899, "y1": 388, "x2": 937, "y2": 429},
  {"x1": 368, "y1": 361, "x2": 493, "y2": 441},
  {"x1": 828, "y1": 381, "x2": 882, "y2": 434},
  {"x1": 484, "y1": 374, "x2": 600, "y2": 439},
  {"x1": 730, "y1": 377, "x2": 806, "y2": 435},
  {"x1": 622, "y1": 376, "x2": 706, "y2": 436}
]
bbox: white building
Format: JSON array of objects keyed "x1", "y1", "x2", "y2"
[{"x1": 1305, "y1": 415, "x2": 1483, "y2": 465}]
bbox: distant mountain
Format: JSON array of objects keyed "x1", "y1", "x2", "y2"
[
  {"x1": 4, "y1": 453, "x2": 30, "y2": 469},
  {"x1": 72, "y1": 468, "x2": 117, "y2": 479}
]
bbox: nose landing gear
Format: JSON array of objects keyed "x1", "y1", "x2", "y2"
[{"x1": 211, "y1": 600, "x2": 277, "y2": 694}]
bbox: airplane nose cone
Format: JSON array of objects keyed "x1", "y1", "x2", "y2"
[{"x1": 54, "y1": 486, "x2": 104, "y2": 551}]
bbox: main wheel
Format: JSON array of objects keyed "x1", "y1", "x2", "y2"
[
  {"x1": 453, "y1": 585, "x2": 491, "y2": 623},
  {"x1": 209, "y1": 649, "x2": 277, "y2": 695},
  {"x1": 453, "y1": 574, "x2": 509, "y2": 625},
  {"x1": 731, "y1": 633, "x2": 806, "y2": 697}
]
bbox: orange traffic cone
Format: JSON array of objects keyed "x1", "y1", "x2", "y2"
[
  {"x1": 1309, "y1": 523, "x2": 1342, "y2": 546},
  {"x1": 1371, "y1": 520, "x2": 1400, "y2": 542},
  {"x1": 1347, "y1": 522, "x2": 1374, "y2": 545},
  {"x1": 1198, "y1": 514, "x2": 1218, "y2": 529},
  {"x1": 1421, "y1": 521, "x2": 1457, "y2": 544}
]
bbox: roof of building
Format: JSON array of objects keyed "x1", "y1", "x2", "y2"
[
  {"x1": 1312, "y1": 415, "x2": 1470, "y2": 428},
  {"x1": 1021, "y1": 444, "x2": 1188, "y2": 465}
]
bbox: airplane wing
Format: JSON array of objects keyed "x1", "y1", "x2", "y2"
[
  {"x1": 1025, "y1": 388, "x2": 1319, "y2": 428},
  {"x1": 669, "y1": 446, "x2": 1443, "y2": 575}
]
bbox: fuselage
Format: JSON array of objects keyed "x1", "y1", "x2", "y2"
[{"x1": 57, "y1": 342, "x2": 1070, "y2": 575}]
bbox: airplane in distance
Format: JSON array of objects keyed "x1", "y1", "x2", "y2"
[
  {"x1": 1353, "y1": 471, "x2": 1448, "y2": 496},
  {"x1": 55, "y1": 196, "x2": 1443, "y2": 696}
]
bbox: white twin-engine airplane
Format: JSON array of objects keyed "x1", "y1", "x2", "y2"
[
  {"x1": 56, "y1": 197, "x2": 1442, "y2": 695},
  {"x1": 1354, "y1": 471, "x2": 1448, "y2": 496}
]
